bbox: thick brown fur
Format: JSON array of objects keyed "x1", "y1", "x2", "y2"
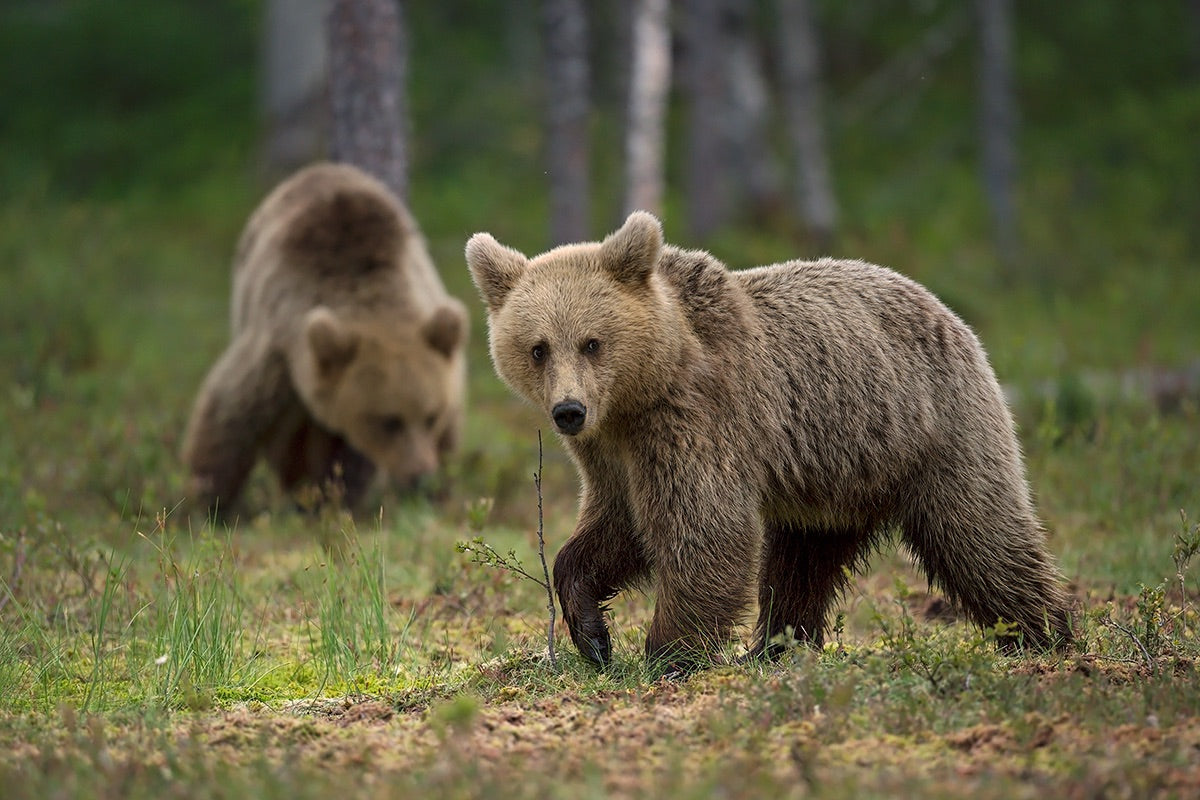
[
  {"x1": 182, "y1": 162, "x2": 467, "y2": 520},
  {"x1": 467, "y1": 211, "x2": 1072, "y2": 669}
]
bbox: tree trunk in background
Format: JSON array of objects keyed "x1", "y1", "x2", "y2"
[
  {"x1": 327, "y1": 0, "x2": 409, "y2": 201},
  {"x1": 624, "y1": 0, "x2": 671, "y2": 217},
  {"x1": 723, "y1": 0, "x2": 783, "y2": 220},
  {"x1": 682, "y1": 0, "x2": 780, "y2": 238},
  {"x1": 776, "y1": 0, "x2": 837, "y2": 246},
  {"x1": 681, "y1": 0, "x2": 729, "y2": 239},
  {"x1": 977, "y1": 0, "x2": 1018, "y2": 263},
  {"x1": 261, "y1": 0, "x2": 329, "y2": 179},
  {"x1": 543, "y1": 0, "x2": 591, "y2": 244}
]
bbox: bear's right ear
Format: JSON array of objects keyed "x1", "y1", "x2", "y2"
[
  {"x1": 465, "y1": 233, "x2": 528, "y2": 313},
  {"x1": 599, "y1": 211, "x2": 663, "y2": 286},
  {"x1": 305, "y1": 307, "x2": 359, "y2": 376}
]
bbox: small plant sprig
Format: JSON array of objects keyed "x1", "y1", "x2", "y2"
[{"x1": 457, "y1": 432, "x2": 557, "y2": 670}]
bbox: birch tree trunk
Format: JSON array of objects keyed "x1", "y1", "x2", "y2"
[
  {"x1": 624, "y1": 0, "x2": 672, "y2": 217},
  {"x1": 327, "y1": 0, "x2": 409, "y2": 201},
  {"x1": 776, "y1": 0, "x2": 837, "y2": 244},
  {"x1": 977, "y1": 0, "x2": 1018, "y2": 262},
  {"x1": 543, "y1": 0, "x2": 591, "y2": 244}
]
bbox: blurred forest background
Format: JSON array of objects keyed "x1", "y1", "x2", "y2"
[{"x1": 0, "y1": 0, "x2": 1197, "y2": 534}]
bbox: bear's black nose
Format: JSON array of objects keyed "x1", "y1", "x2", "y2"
[{"x1": 552, "y1": 400, "x2": 587, "y2": 435}]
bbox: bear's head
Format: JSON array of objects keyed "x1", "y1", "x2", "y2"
[
  {"x1": 466, "y1": 211, "x2": 684, "y2": 440},
  {"x1": 294, "y1": 304, "x2": 466, "y2": 485}
]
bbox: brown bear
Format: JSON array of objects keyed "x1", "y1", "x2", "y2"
[
  {"x1": 182, "y1": 162, "x2": 467, "y2": 520},
  {"x1": 466, "y1": 211, "x2": 1072, "y2": 668}
]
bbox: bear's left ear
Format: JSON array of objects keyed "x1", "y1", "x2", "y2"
[
  {"x1": 306, "y1": 307, "x2": 359, "y2": 376},
  {"x1": 423, "y1": 301, "x2": 467, "y2": 358},
  {"x1": 599, "y1": 210, "x2": 663, "y2": 286},
  {"x1": 466, "y1": 233, "x2": 528, "y2": 313}
]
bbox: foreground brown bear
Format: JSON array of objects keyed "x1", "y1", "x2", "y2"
[
  {"x1": 182, "y1": 162, "x2": 467, "y2": 520},
  {"x1": 467, "y1": 211, "x2": 1072, "y2": 668}
]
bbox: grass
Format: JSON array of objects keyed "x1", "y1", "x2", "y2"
[{"x1": 2, "y1": 0, "x2": 1200, "y2": 796}]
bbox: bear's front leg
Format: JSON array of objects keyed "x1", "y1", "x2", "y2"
[
  {"x1": 639, "y1": 484, "x2": 761, "y2": 671},
  {"x1": 553, "y1": 489, "x2": 647, "y2": 666},
  {"x1": 182, "y1": 334, "x2": 290, "y2": 521}
]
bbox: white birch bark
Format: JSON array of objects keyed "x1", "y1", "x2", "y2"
[{"x1": 624, "y1": 0, "x2": 672, "y2": 217}]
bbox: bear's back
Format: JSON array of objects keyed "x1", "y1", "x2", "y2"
[
  {"x1": 230, "y1": 163, "x2": 443, "y2": 336},
  {"x1": 728, "y1": 258, "x2": 999, "y2": 519},
  {"x1": 735, "y1": 257, "x2": 985, "y2": 383}
]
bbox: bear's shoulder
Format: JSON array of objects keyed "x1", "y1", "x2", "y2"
[{"x1": 655, "y1": 247, "x2": 757, "y2": 344}]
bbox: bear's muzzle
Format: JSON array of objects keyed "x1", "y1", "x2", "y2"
[{"x1": 552, "y1": 399, "x2": 587, "y2": 435}]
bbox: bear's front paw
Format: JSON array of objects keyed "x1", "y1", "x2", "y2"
[{"x1": 566, "y1": 608, "x2": 612, "y2": 666}]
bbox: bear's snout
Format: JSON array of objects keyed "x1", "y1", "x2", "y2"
[{"x1": 552, "y1": 400, "x2": 587, "y2": 435}]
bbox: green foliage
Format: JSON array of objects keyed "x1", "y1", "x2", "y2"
[{"x1": 0, "y1": 0, "x2": 257, "y2": 200}]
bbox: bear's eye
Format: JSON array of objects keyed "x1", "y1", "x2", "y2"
[
  {"x1": 379, "y1": 415, "x2": 405, "y2": 435},
  {"x1": 531, "y1": 343, "x2": 546, "y2": 362},
  {"x1": 424, "y1": 413, "x2": 437, "y2": 430},
  {"x1": 583, "y1": 338, "x2": 600, "y2": 354}
]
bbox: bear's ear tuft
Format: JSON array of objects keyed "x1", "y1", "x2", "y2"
[
  {"x1": 423, "y1": 301, "x2": 467, "y2": 358},
  {"x1": 599, "y1": 211, "x2": 663, "y2": 286},
  {"x1": 466, "y1": 233, "x2": 528, "y2": 313},
  {"x1": 305, "y1": 307, "x2": 359, "y2": 376}
]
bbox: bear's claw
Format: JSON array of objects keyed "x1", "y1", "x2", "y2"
[
  {"x1": 564, "y1": 609, "x2": 611, "y2": 666},
  {"x1": 583, "y1": 635, "x2": 611, "y2": 665}
]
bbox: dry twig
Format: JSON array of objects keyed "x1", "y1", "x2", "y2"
[{"x1": 534, "y1": 431, "x2": 557, "y2": 669}]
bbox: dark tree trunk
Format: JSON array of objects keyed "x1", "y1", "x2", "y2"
[
  {"x1": 681, "y1": 0, "x2": 729, "y2": 239},
  {"x1": 776, "y1": 0, "x2": 837, "y2": 246},
  {"x1": 624, "y1": 0, "x2": 672, "y2": 217},
  {"x1": 682, "y1": 0, "x2": 780, "y2": 238},
  {"x1": 723, "y1": 1, "x2": 783, "y2": 218},
  {"x1": 327, "y1": 0, "x2": 409, "y2": 201},
  {"x1": 977, "y1": 0, "x2": 1018, "y2": 262},
  {"x1": 543, "y1": 0, "x2": 591, "y2": 244}
]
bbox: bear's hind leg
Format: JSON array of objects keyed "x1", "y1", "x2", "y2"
[
  {"x1": 901, "y1": 469, "x2": 1072, "y2": 650},
  {"x1": 750, "y1": 522, "x2": 875, "y2": 659}
]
